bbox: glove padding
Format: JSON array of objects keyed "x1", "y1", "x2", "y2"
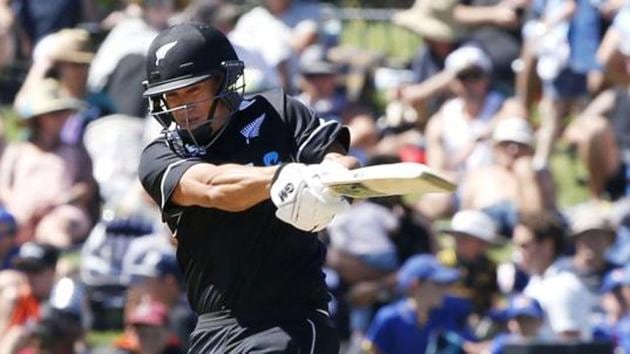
[{"x1": 271, "y1": 162, "x2": 350, "y2": 232}]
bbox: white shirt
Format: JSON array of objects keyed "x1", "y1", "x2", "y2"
[{"x1": 524, "y1": 260, "x2": 594, "y2": 340}]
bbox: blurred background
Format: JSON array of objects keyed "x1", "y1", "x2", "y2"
[{"x1": 0, "y1": 0, "x2": 628, "y2": 353}]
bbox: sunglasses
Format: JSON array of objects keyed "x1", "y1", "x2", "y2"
[{"x1": 456, "y1": 68, "x2": 486, "y2": 82}]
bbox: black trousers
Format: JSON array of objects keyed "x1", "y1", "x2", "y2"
[{"x1": 188, "y1": 308, "x2": 339, "y2": 354}]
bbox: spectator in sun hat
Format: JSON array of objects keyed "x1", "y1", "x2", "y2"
[
  {"x1": 488, "y1": 294, "x2": 545, "y2": 354},
  {"x1": 593, "y1": 266, "x2": 630, "y2": 354},
  {"x1": 392, "y1": 0, "x2": 464, "y2": 119},
  {"x1": 1, "y1": 78, "x2": 97, "y2": 248},
  {"x1": 460, "y1": 117, "x2": 556, "y2": 237},
  {"x1": 438, "y1": 210, "x2": 500, "y2": 317},
  {"x1": 0, "y1": 207, "x2": 19, "y2": 270},
  {"x1": 555, "y1": 205, "x2": 619, "y2": 295},
  {"x1": 19, "y1": 27, "x2": 115, "y2": 145},
  {"x1": 363, "y1": 254, "x2": 475, "y2": 354}
]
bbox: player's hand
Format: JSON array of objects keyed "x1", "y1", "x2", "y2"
[{"x1": 271, "y1": 162, "x2": 350, "y2": 232}]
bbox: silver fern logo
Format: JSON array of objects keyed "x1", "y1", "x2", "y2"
[
  {"x1": 155, "y1": 41, "x2": 178, "y2": 66},
  {"x1": 240, "y1": 114, "x2": 265, "y2": 144}
]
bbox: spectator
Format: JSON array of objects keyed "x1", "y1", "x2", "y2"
[
  {"x1": 514, "y1": 211, "x2": 593, "y2": 340},
  {"x1": 114, "y1": 297, "x2": 184, "y2": 354},
  {"x1": 363, "y1": 254, "x2": 473, "y2": 354},
  {"x1": 392, "y1": 0, "x2": 463, "y2": 120},
  {"x1": 454, "y1": 0, "x2": 526, "y2": 94},
  {"x1": 0, "y1": 208, "x2": 18, "y2": 270},
  {"x1": 531, "y1": 0, "x2": 603, "y2": 168},
  {"x1": 188, "y1": 2, "x2": 282, "y2": 94},
  {"x1": 296, "y1": 44, "x2": 378, "y2": 164},
  {"x1": 18, "y1": 277, "x2": 89, "y2": 354},
  {"x1": 11, "y1": 0, "x2": 96, "y2": 58},
  {"x1": 327, "y1": 198, "x2": 400, "y2": 335},
  {"x1": 564, "y1": 14, "x2": 630, "y2": 201},
  {"x1": 127, "y1": 251, "x2": 195, "y2": 350},
  {"x1": 460, "y1": 117, "x2": 556, "y2": 236},
  {"x1": 489, "y1": 294, "x2": 545, "y2": 354},
  {"x1": 594, "y1": 266, "x2": 630, "y2": 354},
  {"x1": 439, "y1": 210, "x2": 500, "y2": 320},
  {"x1": 233, "y1": 0, "x2": 323, "y2": 91},
  {"x1": 87, "y1": 0, "x2": 176, "y2": 118},
  {"x1": 0, "y1": 242, "x2": 59, "y2": 354},
  {"x1": 1, "y1": 78, "x2": 97, "y2": 247},
  {"x1": 17, "y1": 28, "x2": 115, "y2": 144},
  {"x1": 556, "y1": 206, "x2": 619, "y2": 295},
  {"x1": 418, "y1": 45, "x2": 505, "y2": 219}
]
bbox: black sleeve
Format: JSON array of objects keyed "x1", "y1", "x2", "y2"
[
  {"x1": 138, "y1": 137, "x2": 200, "y2": 217},
  {"x1": 283, "y1": 95, "x2": 350, "y2": 163}
]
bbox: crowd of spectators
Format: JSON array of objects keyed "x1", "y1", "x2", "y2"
[{"x1": 0, "y1": 0, "x2": 628, "y2": 353}]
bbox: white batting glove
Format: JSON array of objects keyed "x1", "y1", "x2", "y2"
[{"x1": 271, "y1": 162, "x2": 350, "y2": 232}]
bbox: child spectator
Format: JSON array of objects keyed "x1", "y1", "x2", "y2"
[
  {"x1": 489, "y1": 294, "x2": 545, "y2": 354},
  {"x1": 363, "y1": 254, "x2": 474, "y2": 354}
]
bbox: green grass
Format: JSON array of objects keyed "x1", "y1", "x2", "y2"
[
  {"x1": 549, "y1": 143, "x2": 590, "y2": 208},
  {"x1": 340, "y1": 20, "x2": 422, "y2": 66},
  {"x1": 87, "y1": 330, "x2": 121, "y2": 348}
]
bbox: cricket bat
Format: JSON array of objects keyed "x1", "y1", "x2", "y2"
[{"x1": 321, "y1": 162, "x2": 456, "y2": 198}]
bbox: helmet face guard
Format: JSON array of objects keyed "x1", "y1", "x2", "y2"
[
  {"x1": 142, "y1": 23, "x2": 245, "y2": 156},
  {"x1": 146, "y1": 60, "x2": 245, "y2": 155}
]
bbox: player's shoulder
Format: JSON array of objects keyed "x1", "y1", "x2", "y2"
[{"x1": 249, "y1": 88, "x2": 316, "y2": 122}]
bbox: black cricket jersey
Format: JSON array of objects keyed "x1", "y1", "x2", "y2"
[{"x1": 138, "y1": 90, "x2": 350, "y2": 315}]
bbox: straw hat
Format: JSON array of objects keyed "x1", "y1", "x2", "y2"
[
  {"x1": 49, "y1": 29, "x2": 94, "y2": 64},
  {"x1": 392, "y1": 0, "x2": 463, "y2": 42},
  {"x1": 15, "y1": 79, "x2": 85, "y2": 120}
]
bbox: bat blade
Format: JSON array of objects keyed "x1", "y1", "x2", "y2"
[{"x1": 321, "y1": 162, "x2": 456, "y2": 198}]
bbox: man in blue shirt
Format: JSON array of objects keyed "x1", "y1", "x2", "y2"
[{"x1": 363, "y1": 254, "x2": 474, "y2": 354}]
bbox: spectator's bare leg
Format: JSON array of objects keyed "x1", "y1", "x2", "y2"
[
  {"x1": 566, "y1": 115, "x2": 620, "y2": 199},
  {"x1": 534, "y1": 98, "x2": 570, "y2": 168},
  {"x1": 514, "y1": 156, "x2": 554, "y2": 213},
  {"x1": 515, "y1": 42, "x2": 539, "y2": 114}
]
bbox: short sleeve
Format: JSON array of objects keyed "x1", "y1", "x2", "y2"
[
  {"x1": 138, "y1": 138, "x2": 200, "y2": 215},
  {"x1": 365, "y1": 307, "x2": 396, "y2": 354},
  {"x1": 543, "y1": 273, "x2": 592, "y2": 337},
  {"x1": 284, "y1": 95, "x2": 350, "y2": 163}
]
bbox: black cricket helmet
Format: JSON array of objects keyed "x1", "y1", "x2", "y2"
[{"x1": 143, "y1": 23, "x2": 244, "y2": 135}]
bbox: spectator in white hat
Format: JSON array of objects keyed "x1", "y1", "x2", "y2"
[
  {"x1": 555, "y1": 206, "x2": 619, "y2": 295},
  {"x1": 460, "y1": 117, "x2": 556, "y2": 237},
  {"x1": 439, "y1": 210, "x2": 500, "y2": 323},
  {"x1": 417, "y1": 45, "x2": 506, "y2": 220}
]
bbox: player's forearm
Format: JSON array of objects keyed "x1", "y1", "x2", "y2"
[{"x1": 174, "y1": 163, "x2": 278, "y2": 211}]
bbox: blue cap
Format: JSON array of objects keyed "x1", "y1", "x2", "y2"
[
  {"x1": 505, "y1": 294, "x2": 544, "y2": 319},
  {"x1": 0, "y1": 208, "x2": 17, "y2": 236},
  {"x1": 129, "y1": 251, "x2": 183, "y2": 287},
  {"x1": 600, "y1": 267, "x2": 630, "y2": 294},
  {"x1": 397, "y1": 254, "x2": 459, "y2": 292}
]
